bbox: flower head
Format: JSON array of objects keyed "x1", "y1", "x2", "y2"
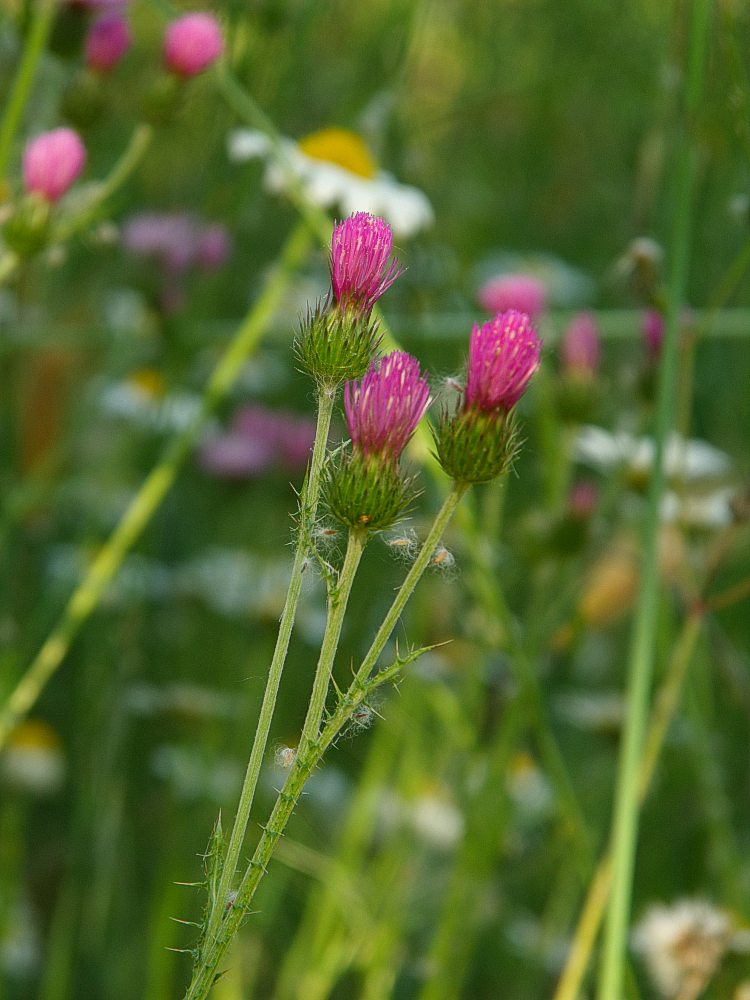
[
  {"x1": 345, "y1": 351, "x2": 430, "y2": 462},
  {"x1": 84, "y1": 13, "x2": 131, "y2": 72},
  {"x1": 435, "y1": 311, "x2": 541, "y2": 484},
  {"x1": 163, "y1": 13, "x2": 223, "y2": 78},
  {"x1": 22, "y1": 128, "x2": 86, "y2": 202},
  {"x1": 560, "y1": 312, "x2": 600, "y2": 378},
  {"x1": 465, "y1": 310, "x2": 542, "y2": 413},
  {"x1": 477, "y1": 273, "x2": 547, "y2": 320},
  {"x1": 330, "y1": 212, "x2": 402, "y2": 314}
]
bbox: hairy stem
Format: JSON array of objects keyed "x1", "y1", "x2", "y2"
[
  {"x1": 199, "y1": 388, "x2": 337, "y2": 967},
  {"x1": 300, "y1": 528, "x2": 367, "y2": 745},
  {"x1": 184, "y1": 488, "x2": 470, "y2": 998}
]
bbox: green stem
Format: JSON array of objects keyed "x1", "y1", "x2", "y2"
[
  {"x1": 351, "y1": 484, "x2": 467, "y2": 689},
  {"x1": 0, "y1": 221, "x2": 313, "y2": 749},
  {"x1": 183, "y1": 648, "x2": 414, "y2": 1000},
  {"x1": 199, "y1": 388, "x2": 336, "y2": 967},
  {"x1": 300, "y1": 528, "x2": 367, "y2": 744},
  {"x1": 0, "y1": 0, "x2": 56, "y2": 180},
  {"x1": 184, "y1": 490, "x2": 468, "y2": 999},
  {"x1": 597, "y1": 2, "x2": 710, "y2": 995}
]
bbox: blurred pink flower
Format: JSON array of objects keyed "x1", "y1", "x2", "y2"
[
  {"x1": 84, "y1": 13, "x2": 131, "y2": 72},
  {"x1": 200, "y1": 406, "x2": 316, "y2": 479},
  {"x1": 560, "y1": 312, "x2": 600, "y2": 378},
  {"x1": 568, "y1": 480, "x2": 599, "y2": 519},
  {"x1": 122, "y1": 213, "x2": 231, "y2": 275},
  {"x1": 163, "y1": 13, "x2": 223, "y2": 78},
  {"x1": 23, "y1": 129, "x2": 86, "y2": 202},
  {"x1": 196, "y1": 224, "x2": 232, "y2": 270},
  {"x1": 642, "y1": 309, "x2": 664, "y2": 360},
  {"x1": 477, "y1": 273, "x2": 547, "y2": 320}
]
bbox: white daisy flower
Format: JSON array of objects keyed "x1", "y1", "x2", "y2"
[
  {"x1": 632, "y1": 899, "x2": 750, "y2": 999},
  {"x1": 228, "y1": 126, "x2": 434, "y2": 239},
  {"x1": 660, "y1": 487, "x2": 737, "y2": 529},
  {"x1": 573, "y1": 426, "x2": 732, "y2": 483}
]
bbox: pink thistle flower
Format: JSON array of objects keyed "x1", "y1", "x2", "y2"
[
  {"x1": 163, "y1": 13, "x2": 223, "y2": 78},
  {"x1": 465, "y1": 310, "x2": 542, "y2": 413},
  {"x1": 330, "y1": 212, "x2": 403, "y2": 314},
  {"x1": 84, "y1": 13, "x2": 131, "y2": 73},
  {"x1": 560, "y1": 312, "x2": 600, "y2": 378},
  {"x1": 22, "y1": 128, "x2": 86, "y2": 202},
  {"x1": 477, "y1": 273, "x2": 547, "y2": 320},
  {"x1": 344, "y1": 351, "x2": 430, "y2": 462}
]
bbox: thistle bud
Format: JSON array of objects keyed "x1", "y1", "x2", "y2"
[
  {"x1": 435, "y1": 310, "x2": 542, "y2": 484},
  {"x1": 325, "y1": 352, "x2": 430, "y2": 531},
  {"x1": 296, "y1": 213, "x2": 402, "y2": 388},
  {"x1": 557, "y1": 312, "x2": 601, "y2": 422},
  {"x1": 560, "y1": 312, "x2": 600, "y2": 380}
]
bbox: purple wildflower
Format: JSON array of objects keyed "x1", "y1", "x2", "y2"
[
  {"x1": 200, "y1": 406, "x2": 316, "y2": 480},
  {"x1": 344, "y1": 351, "x2": 430, "y2": 462},
  {"x1": 465, "y1": 310, "x2": 542, "y2": 413},
  {"x1": 477, "y1": 273, "x2": 547, "y2": 320},
  {"x1": 23, "y1": 129, "x2": 87, "y2": 203},
  {"x1": 560, "y1": 312, "x2": 600, "y2": 378},
  {"x1": 122, "y1": 212, "x2": 231, "y2": 275},
  {"x1": 330, "y1": 212, "x2": 403, "y2": 314}
]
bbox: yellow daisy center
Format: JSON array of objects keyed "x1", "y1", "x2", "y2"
[
  {"x1": 128, "y1": 368, "x2": 166, "y2": 399},
  {"x1": 9, "y1": 719, "x2": 62, "y2": 752},
  {"x1": 298, "y1": 127, "x2": 378, "y2": 179}
]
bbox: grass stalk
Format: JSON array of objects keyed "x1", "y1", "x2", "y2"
[
  {"x1": 554, "y1": 612, "x2": 703, "y2": 1000},
  {"x1": 596, "y1": 0, "x2": 711, "y2": 992},
  {"x1": 0, "y1": 0, "x2": 56, "y2": 180},
  {"x1": 0, "y1": 220, "x2": 313, "y2": 749}
]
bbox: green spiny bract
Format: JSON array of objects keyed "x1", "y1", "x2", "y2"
[
  {"x1": 294, "y1": 299, "x2": 381, "y2": 389},
  {"x1": 323, "y1": 448, "x2": 416, "y2": 532},
  {"x1": 434, "y1": 406, "x2": 520, "y2": 485}
]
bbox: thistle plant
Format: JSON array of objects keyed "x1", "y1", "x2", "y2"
[{"x1": 182, "y1": 296, "x2": 542, "y2": 998}]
